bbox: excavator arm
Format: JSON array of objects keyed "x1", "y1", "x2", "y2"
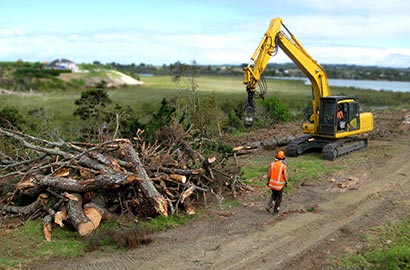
[
  {"x1": 242, "y1": 18, "x2": 374, "y2": 160},
  {"x1": 243, "y1": 18, "x2": 331, "y2": 129}
]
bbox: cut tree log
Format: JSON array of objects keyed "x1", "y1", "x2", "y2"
[
  {"x1": 54, "y1": 208, "x2": 68, "y2": 228},
  {"x1": 31, "y1": 173, "x2": 140, "y2": 193},
  {"x1": 181, "y1": 185, "x2": 195, "y2": 203},
  {"x1": 122, "y1": 141, "x2": 168, "y2": 217},
  {"x1": 66, "y1": 193, "x2": 95, "y2": 236},
  {"x1": 83, "y1": 207, "x2": 102, "y2": 229},
  {"x1": 83, "y1": 202, "x2": 110, "y2": 229},
  {"x1": 148, "y1": 166, "x2": 205, "y2": 176},
  {"x1": 84, "y1": 202, "x2": 111, "y2": 221},
  {"x1": 1, "y1": 193, "x2": 48, "y2": 216},
  {"x1": 43, "y1": 215, "x2": 53, "y2": 241},
  {"x1": 183, "y1": 200, "x2": 196, "y2": 215},
  {"x1": 169, "y1": 174, "x2": 187, "y2": 184}
]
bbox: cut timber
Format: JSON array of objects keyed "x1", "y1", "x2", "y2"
[
  {"x1": 83, "y1": 202, "x2": 110, "y2": 228},
  {"x1": 84, "y1": 202, "x2": 111, "y2": 221},
  {"x1": 1, "y1": 193, "x2": 48, "y2": 216},
  {"x1": 43, "y1": 215, "x2": 53, "y2": 241},
  {"x1": 232, "y1": 135, "x2": 298, "y2": 153},
  {"x1": 66, "y1": 193, "x2": 95, "y2": 236},
  {"x1": 54, "y1": 208, "x2": 68, "y2": 228},
  {"x1": 32, "y1": 173, "x2": 140, "y2": 193},
  {"x1": 181, "y1": 185, "x2": 195, "y2": 203},
  {"x1": 206, "y1": 156, "x2": 217, "y2": 164},
  {"x1": 169, "y1": 174, "x2": 187, "y2": 184},
  {"x1": 149, "y1": 166, "x2": 205, "y2": 176},
  {"x1": 84, "y1": 207, "x2": 102, "y2": 229},
  {"x1": 183, "y1": 200, "x2": 196, "y2": 215},
  {"x1": 122, "y1": 141, "x2": 168, "y2": 217}
]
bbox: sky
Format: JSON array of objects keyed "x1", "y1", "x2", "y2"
[{"x1": 1, "y1": 0, "x2": 410, "y2": 68}]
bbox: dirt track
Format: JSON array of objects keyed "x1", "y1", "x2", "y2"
[{"x1": 39, "y1": 113, "x2": 410, "y2": 270}]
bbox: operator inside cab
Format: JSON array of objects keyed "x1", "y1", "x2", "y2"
[{"x1": 337, "y1": 104, "x2": 346, "y2": 131}]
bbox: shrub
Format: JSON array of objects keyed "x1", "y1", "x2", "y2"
[
  {"x1": 0, "y1": 107, "x2": 26, "y2": 129},
  {"x1": 256, "y1": 96, "x2": 291, "y2": 127}
]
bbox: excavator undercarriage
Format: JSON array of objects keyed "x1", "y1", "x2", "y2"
[{"x1": 286, "y1": 135, "x2": 368, "y2": 160}]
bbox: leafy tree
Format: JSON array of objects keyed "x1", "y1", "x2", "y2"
[
  {"x1": 74, "y1": 89, "x2": 112, "y2": 120},
  {"x1": 73, "y1": 89, "x2": 113, "y2": 141}
]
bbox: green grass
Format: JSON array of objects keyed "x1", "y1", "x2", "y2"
[
  {"x1": 332, "y1": 217, "x2": 410, "y2": 270},
  {"x1": 138, "y1": 213, "x2": 197, "y2": 231},
  {"x1": 0, "y1": 220, "x2": 86, "y2": 269},
  {"x1": 241, "y1": 165, "x2": 269, "y2": 187},
  {"x1": 287, "y1": 153, "x2": 343, "y2": 187},
  {"x1": 240, "y1": 153, "x2": 342, "y2": 192}
]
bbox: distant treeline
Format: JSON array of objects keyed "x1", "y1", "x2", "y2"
[
  {"x1": 1, "y1": 60, "x2": 410, "y2": 92},
  {"x1": 108, "y1": 61, "x2": 410, "y2": 82}
]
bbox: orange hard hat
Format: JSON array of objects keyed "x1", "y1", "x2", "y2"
[{"x1": 276, "y1": 150, "x2": 285, "y2": 159}]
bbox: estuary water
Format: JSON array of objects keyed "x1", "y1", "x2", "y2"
[{"x1": 270, "y1": 77, "x2": 410, "y2": 92}]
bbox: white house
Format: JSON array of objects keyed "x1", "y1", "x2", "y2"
[{"x1": 49, "y1": 58, "x2": 79, "y2": 72}]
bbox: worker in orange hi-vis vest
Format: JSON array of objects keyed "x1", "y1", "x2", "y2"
[{"x1": 266, "y1": 150, "x2": 288, "y2": 214}]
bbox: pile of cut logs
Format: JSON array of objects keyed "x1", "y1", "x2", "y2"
[{"x1": 0, "y1": 124, "x2": 243, "y2": 239}]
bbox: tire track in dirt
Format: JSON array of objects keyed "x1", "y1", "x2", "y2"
[{"x1": 208, "y1": 141, "x2": 410, "y2": 270}]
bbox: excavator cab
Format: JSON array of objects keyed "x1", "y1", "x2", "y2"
[
  {"x1": 318, "y1": 97, "x2": 361, "y2": 136},
  {"x1": 288, "y1": 96, "x2": 372, "y2": 159}
]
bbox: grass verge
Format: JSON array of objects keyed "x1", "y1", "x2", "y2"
[
  {"x1": 0, "y1": 213, "x2": 196, "y2": 269},
  {"x1": 0, "y1": 220, "x2": 86, "y2": 269},
  {"x1": 331, "y1": 216, "x2": 410, "y2": 270}
]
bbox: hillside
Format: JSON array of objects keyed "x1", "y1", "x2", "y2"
[
  {"x1": 0, "y1": 61, "x2": 144, "y2": 92},
  {"x1": 58, "y1": 70, "x2": 144, "y2": 88}
]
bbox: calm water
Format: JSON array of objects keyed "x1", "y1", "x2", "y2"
[{"x1": 271, "y1": 77, "x2": 410, "y2": 92}]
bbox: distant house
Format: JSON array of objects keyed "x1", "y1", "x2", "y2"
[{"x1": 49, "y1": 58, "x2": 79, "y2": 72}]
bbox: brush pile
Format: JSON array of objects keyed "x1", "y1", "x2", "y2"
[{"x1": 0, "y1": 123, "x2": 244, "y2": 239}]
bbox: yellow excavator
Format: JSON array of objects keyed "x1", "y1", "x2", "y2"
[{"x1": 243, "y1": 18, "x2": 374, "y2": 160}]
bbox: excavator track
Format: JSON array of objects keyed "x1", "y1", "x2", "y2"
[
  {"x1": 285, "y1": 135, "x2": 313, "y2": 157},
  {"x1": 321, "y1": 137, "x2": 368, "y2": 160},
  {"x1": 286, "y1": 136, "x2": 368, "y2": 160}
]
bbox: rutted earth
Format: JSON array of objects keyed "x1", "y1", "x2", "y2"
[{"x1": 37, "y1": 110, "x2": 410, "y2": 270}]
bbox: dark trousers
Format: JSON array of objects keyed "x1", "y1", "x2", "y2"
[{"x1": 267, "y1": 188, "x2": 283, "y2": 212}]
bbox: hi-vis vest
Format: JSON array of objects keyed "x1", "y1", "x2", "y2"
[{"x1": 268, "y1": 161, "x2": 286, "y2": 190}]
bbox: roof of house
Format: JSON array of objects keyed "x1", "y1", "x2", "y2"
[{"x1": 50, "y1": 58, "x2": 76, "y2": 66}]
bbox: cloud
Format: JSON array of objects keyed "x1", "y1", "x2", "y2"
[
  {"x1": 0, "y1": 27, "x2": 24, "y2": 37},
  {"x1": 273, "y1": 14, "x2": 410, "y2": 49},
  {"x1": 282, "y1": 0, "x2": 406, "y2": 14},
  {"x1": 1, "y1": 27, "x2": 409, "y2": 68}
]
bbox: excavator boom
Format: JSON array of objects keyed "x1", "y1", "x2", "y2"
[{"x1": 242, "y1": 18, "x2": 374, "y2": 159}]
